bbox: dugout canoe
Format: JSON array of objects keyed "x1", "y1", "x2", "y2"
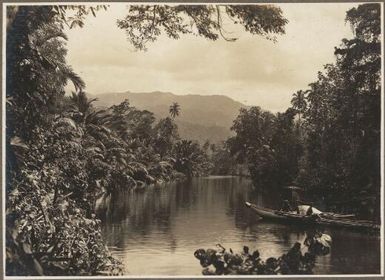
[{"x1": 245, "y1": 202, "x2": 380, "y2": 232}]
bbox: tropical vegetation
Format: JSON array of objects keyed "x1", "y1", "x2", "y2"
[
  {"x1": 194, "y1": 230, "x2": 331, "y2": 275},
  {"x1": 5, "y1": 4, "x2": 288, "y2": 276},
  {"x1": 226, "y1": 3, "x2": 381, "y2": 221},
  {"x1": 6, "y1": 3, "x2": 380, "y2": 276}
]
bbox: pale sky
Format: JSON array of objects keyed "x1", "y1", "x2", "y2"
[{"x1": 65, "y1": 3, "x2": 357, "y2": 112}]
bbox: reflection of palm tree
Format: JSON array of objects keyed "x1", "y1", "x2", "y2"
[{"x1": 169, "y1": 102, "x2": 180, "y2": 119}]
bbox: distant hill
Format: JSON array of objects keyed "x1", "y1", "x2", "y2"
[{"x1": 91, "y1": 91, "x2": 247, "y2": 143}]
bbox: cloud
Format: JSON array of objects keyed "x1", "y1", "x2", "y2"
[{"x1": 66, "y1": 3, "x2": 357, "y2": 112}]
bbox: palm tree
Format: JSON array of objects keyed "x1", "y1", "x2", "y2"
[
  {"x1": 69, "y1": 91, "x2": 97, "y2": 116},
  {"x1": 169, "y1": 102, "x2": 180, "y2": 119},
  {"x1": 291, "y1": 90, "x2": 307, "y2": 124}
]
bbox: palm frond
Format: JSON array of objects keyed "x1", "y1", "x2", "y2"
[{"x1": 62, "y1": 67, "x2": 86, "y2": 92}]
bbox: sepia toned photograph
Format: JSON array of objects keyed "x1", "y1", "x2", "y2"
[{"x1": 3, "y1": 1, "x2": 383, "y2": 278}]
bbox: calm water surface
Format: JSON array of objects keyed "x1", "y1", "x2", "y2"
[{"x1": 100, "y1": 176, "x2": 380, "y2": 275}]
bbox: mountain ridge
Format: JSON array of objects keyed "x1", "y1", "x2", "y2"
[{"x1": 91, "y1": 91, "x2": 247, "y2": 143}]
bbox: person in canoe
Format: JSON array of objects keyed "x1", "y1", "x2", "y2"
[
  {"x1": 296, "y1": 204, "x2": 322, "y2": 216},
  {"x1": 280, "y1": 186, "x2": 305, "y2": 212},
  {"x1": 279, "y1": 186, "x2": 323, "y2": 217},
  {"x1": 280, "y1": 201, "x2": 322, "y2": 218},
  {"x1": 280, "y1": 199, "x2": 293, "y2": 212}
]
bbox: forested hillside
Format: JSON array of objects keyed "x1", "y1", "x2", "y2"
[{"x1": 92, "y1": 91, "x2": 246, "y2": 143}]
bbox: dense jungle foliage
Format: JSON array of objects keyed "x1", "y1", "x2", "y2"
[
  {"x1": 194, "y1": 230, "x2": 332, "y2": 275},
  {"x1": 5, "y1": 4, "x2": 287, "y2": 276},
  {"x1": 226, "y1": 4, "x2": 381, "y2": 221}
]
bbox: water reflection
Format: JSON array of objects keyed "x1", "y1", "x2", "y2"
[{"x1": 101, "y1": 176, "x2": 380, "y2": 275}]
